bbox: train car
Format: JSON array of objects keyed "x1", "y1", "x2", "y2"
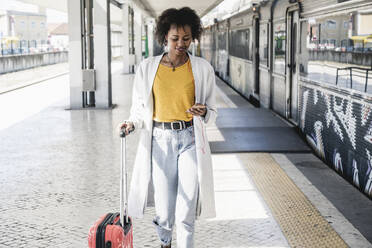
[
  {"x1": 200, "y1": 0, "x2": 372, "y2": 199},
  {"x1": 297, "y1": 0, "x2": 372, "y2": 197},
  {"x1": 228, "y1": 8, "x2": 255, "y2": 99}
]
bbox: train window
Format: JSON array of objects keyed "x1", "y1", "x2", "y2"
[
  {"x1": 229, "y1": 28, "x2": 250, "y2": 60},
  {"x1": 299, "y1": 9, "x2": 372, "y2": 93},
  {"x1": 218, "y1": 32, "x2": 227, "y2": 50},
  {"x1": 273, "y1": 22, "x2": 286, "y2": 74},
  {"x1": 259, "y1": 23, "x2": 269, "y2": 66}
]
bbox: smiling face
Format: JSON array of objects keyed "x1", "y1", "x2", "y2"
[{"x1": 165, "y1": 24, "x2": 192, "y2": 56}]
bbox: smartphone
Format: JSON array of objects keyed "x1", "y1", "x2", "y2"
[{"x1": 186, "y1": 105, "x2": 206, "y2": 113}]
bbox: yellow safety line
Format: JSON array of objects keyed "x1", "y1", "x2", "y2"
[{"x1": 239, "y1": 153, "x2": 348, "y2": 248}]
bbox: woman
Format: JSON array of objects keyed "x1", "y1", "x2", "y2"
[{"x1": 119, "y1": 7, "x2": 217, "y2": 248}]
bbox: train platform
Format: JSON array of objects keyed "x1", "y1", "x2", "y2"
[{"x1": 0, "y1": 63, "x2": 372, "y2": 247}]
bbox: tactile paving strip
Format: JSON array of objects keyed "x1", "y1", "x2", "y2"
[{"x1": 239, "y1": 153, "x2": 348, "y2": 248}]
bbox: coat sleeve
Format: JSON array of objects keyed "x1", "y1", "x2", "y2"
[
  {"x1": 202, "y1": 64, "x2": 217, "y2": 125},
  {"x1": 128, "y1": 64, "x2": 145, "y2": 130}
]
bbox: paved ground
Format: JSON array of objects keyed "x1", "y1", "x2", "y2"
[
  {"x1": 0, "y1": 62, "x2": 371, "y2": 247},
  {"x1": 285, "y1": 153, "x2": 372, "y2": 245},
  {"x1": 0, "y1": 66, "x2": 289, "y2": 247}
]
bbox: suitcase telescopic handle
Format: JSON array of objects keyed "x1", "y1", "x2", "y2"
[
  {"x1": 119, "y1": 126, "x2": 134, "y2": 226},
  {"x1": 120, "y1": 133, "x2": 127, "y2": 226},
  {"x1": 120, "y1": 126, "x2": 134, "y2": 226}
]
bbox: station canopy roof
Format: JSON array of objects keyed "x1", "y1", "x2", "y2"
[{"x1": 18, "y1": 0, "x2": 225, "y2": 23}]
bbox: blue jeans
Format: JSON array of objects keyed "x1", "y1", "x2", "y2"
[{"x1": 151, "y1": 125, "x2": 198, "y2": 248}]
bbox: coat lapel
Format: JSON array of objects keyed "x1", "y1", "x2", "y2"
[{"x1": 189, "y1": 54, "x2": 201, "y2": 103}]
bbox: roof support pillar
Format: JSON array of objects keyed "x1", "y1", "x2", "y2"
[
  {"x1": 93, "y1": 0, "x2": 112, "y2": 108},
  {"x1": 122, "y1": 3, "x2": 131, "y2": 73},
  {"x1": 134, "y1": 9, "x2": 142, "y2": 66},
  {"x1": 67, "y1": 0, "x2": 112, "y2": 109}
]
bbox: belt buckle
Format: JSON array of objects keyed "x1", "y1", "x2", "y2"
[{"x1": 171, "y1": 121, "x2": 183, "y2": 130}]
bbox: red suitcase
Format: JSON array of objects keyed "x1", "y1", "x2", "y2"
[{"x1": 88, "y1": 130, "x2": 134, "y2": 248}]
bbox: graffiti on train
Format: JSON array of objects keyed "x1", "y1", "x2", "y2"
[{"x1": 300, "y1": 87, "x2": 372, "y2": 197}]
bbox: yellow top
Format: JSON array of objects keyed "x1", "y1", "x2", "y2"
[{"x1": 152, "y1": 59, "x2": 195, "y2": 122}]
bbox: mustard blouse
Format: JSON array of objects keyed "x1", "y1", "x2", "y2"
[{"x1": 152, "y1": 59, "x2": 195, "y2": 122}]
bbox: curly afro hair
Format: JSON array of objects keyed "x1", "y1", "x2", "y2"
[{"x1": 155, "y1": 7, "x2": 203, "y2": 45}]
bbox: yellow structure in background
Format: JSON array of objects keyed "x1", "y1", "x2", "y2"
[
  {"x1": 1, "y1": 36, "x2": 20, "y2": 45},
  {"x1": 351, "y1": 34, "x2": 372, "y2": 44},
  {"x1": 1, "y1": 36, "x2": 20, "y2": 55}
]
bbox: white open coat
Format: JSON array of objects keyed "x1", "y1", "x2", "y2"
[{"x1": 127, "y1": 52, "x2": 217, "y2": 219}]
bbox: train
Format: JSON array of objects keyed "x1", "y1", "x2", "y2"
[{"x1": 200, "y1": 0, "x2": 372, "y2": 199}]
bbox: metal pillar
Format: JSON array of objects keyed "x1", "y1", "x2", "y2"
[
  {"x1": 85, "y1": 0, "x2": 95, "y2": 107},
  {"x1": 67, "y1": 0, "x2": 113, "y2": 109},
  {"x1": 122, "y1": 3, "x2": 130, "y2": 74},
  {"x1": 144, "y1": 24, "x2": 148, "y2": 57},
  {"x1": 93, "y1": 0, "x2": 112, "y2": 108},
  {"x1": 130, "y1": 7, "x2": 135, "y2": 72}
]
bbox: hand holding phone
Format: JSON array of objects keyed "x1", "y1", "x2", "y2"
[{"x1": 186, "y1": 103, "x2": 207, "y2": 117}]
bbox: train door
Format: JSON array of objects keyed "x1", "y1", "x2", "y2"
[
  {"x1": 253, "y1": 16, "x2": 260, "y2": 98},
  {"x1": 286, "y1": 9, "x2": 299, "y2": 123}
]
